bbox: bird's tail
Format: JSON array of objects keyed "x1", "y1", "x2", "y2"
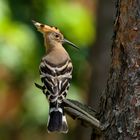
[{"x1": 47, "y1": 106, "x2": 68, "y2": 133}]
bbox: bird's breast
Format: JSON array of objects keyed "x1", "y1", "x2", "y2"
[{"x1": 44, "y1": 48, "x2": 70, "y2": 66}]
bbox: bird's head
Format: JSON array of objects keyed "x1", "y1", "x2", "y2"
[{"x1": 32, "y1": 20, "x2": 79, "y2": 49}]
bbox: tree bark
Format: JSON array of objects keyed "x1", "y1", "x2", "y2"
[{"x1": 98, "y1": 0, "x2": 140, "y2": 139}]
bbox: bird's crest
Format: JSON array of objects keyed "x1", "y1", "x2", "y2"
[{"x1": 32, "y1": 20, "x2": 60, "y2": 34}]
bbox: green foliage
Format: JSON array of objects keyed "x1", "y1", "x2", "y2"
[
  {"x1": 0, "y1": 21, "x2": 37, "y2": 72},
  {"x1": 46, "y1": 1, "x2": 95, "y2": 47},
  {"x1": 22, "y1": 82, "x2": 48, "y2": 124}
]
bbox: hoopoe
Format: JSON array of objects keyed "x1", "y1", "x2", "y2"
[{"x1": 32, "y1": 20, "x2": 78, "y2": 133}]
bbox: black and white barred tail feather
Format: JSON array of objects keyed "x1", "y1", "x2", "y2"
[
  {"x1": 47, "y1": 106, "x2": 68, "y2": 133},
  {"x1": 39, "y1": 57, "x2": 72, "y2": 133}
]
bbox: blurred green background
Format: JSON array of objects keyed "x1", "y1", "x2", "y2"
[{"x1": 0, "y1": 0, "x2": 114, "y2": 139}]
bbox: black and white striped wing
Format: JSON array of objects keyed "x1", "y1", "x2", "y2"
[{"x1": 39, "y1": 58, "x2": 73, "y2": 104}]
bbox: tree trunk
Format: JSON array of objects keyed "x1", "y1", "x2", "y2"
[
  {"x1": 88, "y1": 0, "x2": 114, "y2": 111},
  {"x1": 98, "y1": 0, "x2": 140, "y2": 139}
]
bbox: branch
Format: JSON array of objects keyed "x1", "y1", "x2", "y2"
[{"x1": 63, "y1": 99, "x2": 101, "y2": 134}]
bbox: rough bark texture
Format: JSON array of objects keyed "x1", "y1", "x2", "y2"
[{"x1": 98, "y1": 0, "x2": 140, "y2": 139}]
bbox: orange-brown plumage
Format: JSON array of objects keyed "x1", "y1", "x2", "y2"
[{"x1": 32, "y1": 20, "x2": 60, "y2": 34}]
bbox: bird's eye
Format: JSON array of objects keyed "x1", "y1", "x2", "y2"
[{"x1": 55, "y1": 34, "x2": 59, "y2": 38}]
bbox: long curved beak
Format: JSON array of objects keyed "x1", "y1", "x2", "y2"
[{"x1": 63, "y1": 39, "x2": 79, "y2": 50}]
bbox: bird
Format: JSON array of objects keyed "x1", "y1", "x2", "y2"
[{"x1": 32, "y1": 20, "x2": 78, "y2": 133}]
